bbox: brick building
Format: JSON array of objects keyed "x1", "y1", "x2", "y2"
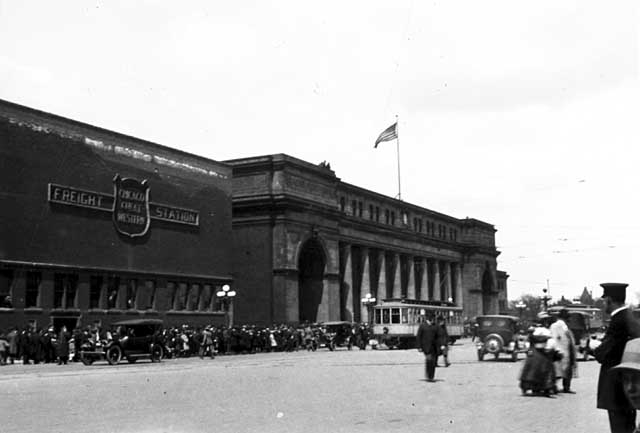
[{"x1": 0, "y1": 99, "x2": 232, "y2": 331}]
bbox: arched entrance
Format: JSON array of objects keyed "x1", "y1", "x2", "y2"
[
  {"x1": 481, "y1": 267, "x2": 493, "y2": 314},
  {"x1": 298, "y1": 238, "x2": 326, "y2": 323}
]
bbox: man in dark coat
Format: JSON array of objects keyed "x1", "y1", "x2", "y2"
[
  {"x1": 416, "y1": 313, "x2": 444, "y2": 382},
  {"x1": 594, "y1": 282, "x2": 640, "y2": 433}
]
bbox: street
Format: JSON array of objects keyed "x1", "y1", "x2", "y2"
[{"x1": 0, "y1": 339, "x2": 609, "y2": 433}]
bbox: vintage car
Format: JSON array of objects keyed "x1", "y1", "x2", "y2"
[
  {"x1": 319, "y1": 321, "x2": 353, "y2": 351},
  {"x1": 80, "y1": 318, "x2": 165, "y2": 365},
  {"x1": 554, "y1": 311, "x2": 598, "y2": 361},
  {"x1": 475, "y1": 315, "x2": 528, "y2": 362}
]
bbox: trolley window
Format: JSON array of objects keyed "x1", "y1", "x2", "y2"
[
  {"x1": 391, "y1": 308, "x2": 400, "y2": 324},
  {"x1": 382, "y1": 308, "x2": 390, "y2": 324},
  {"x1": 375, "y1": 308, "x2": 382, "y2": 324},
  {"x1": 401, "y1": 308, "x2": 408, "y2": 324}
]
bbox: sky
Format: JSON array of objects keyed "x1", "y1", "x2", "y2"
[{"x1": 1, "y1": 1, "x2": 638, "y2": 303}]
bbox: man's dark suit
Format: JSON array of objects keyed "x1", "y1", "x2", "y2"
[
  {"x1": 594, "y1": 307, "x2": 640, "y2": 433},
  {"x1": 416, "y1": 321, "x2": 443, "y2": 381}
]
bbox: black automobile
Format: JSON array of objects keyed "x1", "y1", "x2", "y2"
[
  {"x1": 475, "y1": 315, "x2": 528, "y2": 362},
  {"x1": 80, "y1": 319, "x2": 165, "y2": 365},
  {"x1": 319, "y1": 321, "x2": 353, "y2": 351}
]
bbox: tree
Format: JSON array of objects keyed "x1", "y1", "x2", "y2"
[{"x1": 508, "y1": 294, "x2": 543, "y2": 323}]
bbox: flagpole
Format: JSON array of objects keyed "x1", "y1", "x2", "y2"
[{"x1": 396, "y1": 115, "x2": 401, "y2": 201}]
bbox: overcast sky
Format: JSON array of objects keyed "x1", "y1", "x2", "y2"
[{"x1": 2, "y1": 1, "x2": 638, "y2": 303}]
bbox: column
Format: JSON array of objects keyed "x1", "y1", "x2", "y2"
[
  {"x1": 360, "y1": 247, "x2": 371, "y2": 323},
  {"x1": 432, "y1": 260, "x2": 441, "y2": 301},
  {"x1": 445, "y1": 262, "x2": 453, "y2": 302},
  {"x1": 420, "y1": 258, "x2": 429, "y2": 301},
  {"x1": 377, "y1": 250, "x2": 387, "y2": 300},
  {"x1": 455, "y1": 263, "x2": 464, "y2": 307},
  {"x1": 342, "y1": 244, "x2": 354, "y2": 322},
  {"x1": 406, "y1": 257, "x2": 416, "y2": 300},
  {"x1": 392, "y1": 253, "x2": 402, "y2": 299}
]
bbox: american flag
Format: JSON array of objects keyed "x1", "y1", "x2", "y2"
[{"x1": 374, "y1": 122, "x2": 397, "y2": 148}]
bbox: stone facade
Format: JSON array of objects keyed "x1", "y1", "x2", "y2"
[{"x1": 226, "y1": 154, "x2": 506, "y2": 325}]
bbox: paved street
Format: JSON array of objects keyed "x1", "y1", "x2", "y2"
[{"x1": 0, "y1": 339, "x2": 609, "y2": 433}]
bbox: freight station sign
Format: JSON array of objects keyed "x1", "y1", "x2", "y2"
[{"x1": 48, "y1": 175, "x2": 199, "y2": 237}]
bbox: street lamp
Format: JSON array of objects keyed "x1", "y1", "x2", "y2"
[
  {"x1": 447, "y1": 297, "x2": 454, "y2": 317},
  {"x1": 515, "y1": 301, "x2": 527, "y2": 319},
  {"x1": 216, "y1": 284, "x2": 237, "y2": 327},
  {"x1": 541, "y1": 288, "x2": 551, "y2": 311},
  {"x1": 361, "y1": 293, "x2": 377, "y2": 325}
]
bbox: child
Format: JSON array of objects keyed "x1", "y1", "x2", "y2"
[{"x1": 611, "y1": 338, "x2": 640, "y2": 433}]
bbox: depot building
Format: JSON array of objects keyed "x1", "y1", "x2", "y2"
[
  {"x1": 0, "y1": 99, "x2": 508, "y2": 331},
  {"x1": 0, "y1": 99, "x2": 232, "y2": 331}
]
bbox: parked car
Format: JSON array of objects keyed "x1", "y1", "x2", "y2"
[
  {"x1": 475, "y1": 315, "x2": 528, "y2": 362},
  {"x1": 80, "y1": 319, "x2": 165, "y2": 365},
  {"x1": 319, "y1": 321, "x2": 353, "y2": 351}
]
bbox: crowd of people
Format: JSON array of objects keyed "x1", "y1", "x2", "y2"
[{"x1": 0, "y1": 322, "x2": 374, "y2": 366}]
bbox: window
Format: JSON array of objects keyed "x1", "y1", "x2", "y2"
[
  {"x1": 89, "y1": 276, "x2": 103, "y2": 309},
  {"x1": 358, "y1": 201, "x2": 363, "y2": 217},
  {"x1": 401, "y1": 308, "x2": 408, "y2": 323},
  {"x1": 146, "y1": 280, "x2": 156, "y2": 310},
  {"x1": 199, "y1": 284, "x2": 213, "y2": 311},
  {"x1": 369, "y1": 204, "x2": 374, "y2": 220},
  {"x1": 391, "y1": 308, "x2": 400, "y2": 324},
  {"x1": 174, "y1": 282, "x2": 188, "y2": 310},
  {"x1": 168, "y1": 281, "x2": 177, "y2": 310},
  {"x1": 375, "y1": 206, "x2": 380, "y2": 222},
  {"x1": 382, "y1": 308, "x2": 390, "y2": 324},
  {"x1": 0, "y1": 270, "x2": 13, "y2": 308},
  {"x1": 375, "y1": 308, "x2": 381, "y2": 324},
  {"x1": 351, "y1": 200, "x2": 357, "y2": 216},
  {"x1": 187, "y1": 284, "x2": 200, "y2": 310},
  {"x1": 391, "y1": 212, "x2": 396, "y2": 226},
  {"x1": 106, "y1": 276, "x2": 120, "y2": 309},
  {"x1": 53, "y1": 273, "x2": 78, "y2": 309},
  {"x1": 339, "y1": 197, "x2": 345, "y2": 212},
  {"x1": 126, "y1": 279, "x2": 137, "y2": 309},
  {"x1": 25, "y1": 271, "x2": 41, "y2": 308},
  {"x1": 385, "y1": 210, "x2": 390, "y2": 224}
]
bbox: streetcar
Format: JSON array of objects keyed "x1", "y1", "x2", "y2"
[
  {"x1": 372, "y1": 299, "x2": 464, "y2": 349},
  {"x1": 547, "y1": 304, "x2": 604, "y2": 331}
]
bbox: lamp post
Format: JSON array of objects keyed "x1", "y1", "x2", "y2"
[
  {"x1": 541, "y1": 288, "x2": 551, "y2": 312},
  {"x1": 216, "y1": 284, "x2": 237, "y2": 327},
  {"x1": 361, "y1": 293, "x2": 377, "y2": 325},
  {"x1": 515, "y1": 301, "x2": 527, "y2": 320}
]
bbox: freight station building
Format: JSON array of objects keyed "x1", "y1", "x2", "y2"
[{"x1": 0, "y1": 99, "x2": 508, "y2": 331}]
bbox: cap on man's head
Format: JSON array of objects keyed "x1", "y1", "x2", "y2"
[
  {"x1": 601, "y1": 282, "x2": 628, "y2": 303},
  {"x1": 612, "y1": 338, "x2": 640, "y2": 374}
]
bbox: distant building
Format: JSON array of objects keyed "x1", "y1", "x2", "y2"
[{"x1": 226, "y1": 154, "x2": 507, "y2": 325}]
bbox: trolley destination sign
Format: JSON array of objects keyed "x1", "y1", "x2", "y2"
[{"x1": 48, "y1": 177, "x2": 200, "y2": 237}]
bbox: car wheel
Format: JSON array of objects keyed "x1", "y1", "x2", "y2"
[
  {"x1": 106, "y1": 346, "x2": 122, "y2": 365},
  {"x1": 151, "y1": 345, "x2": 163, "y2": 363},
  {"x1": 81, "y1": 356, "x2": 94, "y2": 366},
  {"x1": 477, "y1": 350, "x2": 484, "y2": 361}
]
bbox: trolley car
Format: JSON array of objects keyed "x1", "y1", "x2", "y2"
[{"x1": 372, "y1": 299, "x2": 464, "y2": 349}]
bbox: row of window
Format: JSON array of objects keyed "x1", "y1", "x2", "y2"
[
  {"x1": 339, "y1": 197, "x2": 458, "y2": 241},
  {"x1": 0, "y1": 270, "x2": 226, "y2": 312},
  {"x1": 373, "y1": 307, "x2": 463, "y2": 325}
]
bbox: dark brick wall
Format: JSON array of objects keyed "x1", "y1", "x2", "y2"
[{"x1": 0, "y1": 118, "x2": 232, "y2": 277}]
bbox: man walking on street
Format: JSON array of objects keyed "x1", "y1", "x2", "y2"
[
  {"x1": 595, "y1": 282, "x2": 640, "y2": 433},
  {"x1": 416, "y1": 312, "x2": 445, "y2": 382}
]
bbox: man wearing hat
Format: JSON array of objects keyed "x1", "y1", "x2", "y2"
[
  {"x1": 416, "y1": 313, "x2": 445, "y2": 382},
  {"x1": 611, "y1": 338, "x2": 640, "y2": 433},
  {"x1": 594, "y1": 283, "x2": 640, "y2": 433}
]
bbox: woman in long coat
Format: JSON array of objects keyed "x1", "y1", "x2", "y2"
[
  {"x1": 549, "y1": 309, "x2": 577, "y2": 393},
  {"x1": 56, "y1": 326, "x2": 70, "y2": 365}
]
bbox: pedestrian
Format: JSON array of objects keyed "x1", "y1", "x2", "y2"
[
  {"x1": 519, "y1": 324, "x2": 561, "y2": 396},
  {"x1": 594, "y1": 282, "x2": 640, "y2": 433},
  {"x1": 437, "y1": 316, "x2": 451, "y2": 367},
  {"x1": 611, "y1": 338, "x2": 640, "y2": 433},
  {"x1": 416, "y1": 313, "x2": 445, "y2": 382},
  {"x1": 7, "y1": 327, "x2": 18, "y2": 364},
  {"x1": 56, "y1": 326, "x2": 70, "y2": 365},
  {"x1": 0, "y1": 332, "x2": 9, "y2": 365},
  {"x1": 549, "y1": 308, "x2": 578, "y2": 393}
]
